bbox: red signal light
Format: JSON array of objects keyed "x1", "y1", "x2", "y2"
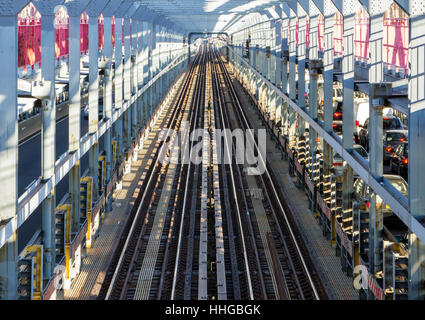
[
  {"x1": 386, "y1": 147, "x2": 393, "y2": 152},
  {"x1": 403, "y1": 158, "x2": 408, "y2": 164}
]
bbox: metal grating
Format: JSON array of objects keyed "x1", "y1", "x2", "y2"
[
  {"x1": 84, "y1": 0, "x2": 109, "y2": 17},
  {"x1": 310, "y1": 0, "x2": 321, "y2": 16},
  {"x1": 342, "y1": 0, "x2": 362, "y2": 15},
  {"x1": 113, "y1": 0, "x2": 133, "y2": 18},
  {"x1": 298, "y1": 2, "x2": 308, "y2": 17},
  {"x1": 368, "y1": 0, "x2": 394, "y2": 15},
  {"x1": 411, "y1": 0, "x2": 425, "y2": 15},
  {"x1": 324, "y1": 0, "x2": 338, "y2": 15},
  {"x1": 124, "y1": 2, "x2": 141, "y2": 18},
  {"x1": 63, "y1": 0, "x2": 90, "y2": 17},
  {"x1": 102, "y1": 0, "x2": 124, "y2": 17},
  {"x1": 0, "y1": 0, "x2": 30, "y2": 15},
  {"x1": 31, "y1": 0, "x2": 62, "y2": 16}
]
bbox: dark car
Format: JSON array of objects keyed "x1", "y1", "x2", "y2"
[
  {"x1": 389, "y1": 141, "x2": 408, "y2": 179},
  {"x1": 383, "y1": 130, "x2": 408, "y2": 164},
  {"x1": 359, "y1": 116, "x2": 404, "y2": 151}
]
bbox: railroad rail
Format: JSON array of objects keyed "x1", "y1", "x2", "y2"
[
  {"x1": 210, "y1": 46, "x2": 327, "y2": 300},
  {"x1": 98, "y1": 45, "x2": 328, "y2": 300},
  {"x1": 98, "y1": 49, "x2": 204, "y2": 300}
]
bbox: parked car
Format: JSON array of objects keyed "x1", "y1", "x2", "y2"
[
  {"x1": 383, "y1": 130, "x2": 408, "y2": 164},
  {"x1": 359, "y1": 115, "x2": 404, "y2": 151},
  {"x1": 353, "y1": 174, "x2": 408, "y2": 218},
  {"x1": 389, "y1": 141, "x2": 408, "y2": 179}
]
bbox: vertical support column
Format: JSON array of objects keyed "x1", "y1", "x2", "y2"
[
  {"x1": 309, "y1": 61, "x2": 320, "y2": 176},
  {"x1": 0, "y1": 15, "x2": 18, "y2": 300},
  {"x1": 114, "y1": 17, "x2": 124, "y2": 161},
  {"x1": 124, "y1": 18, "x2": 131, "y2": 101},
  {"x1": 309, "y1": 12, "x2": 320, "y2": 181},
  {"x1": 142, "y1": 22, "x2": 150, "y2": 86},
  {"x1": 297, "y1": 13, "x2": 307, "y2": 111},
  {"x1": 69, "y1": 15, "x2": 81, "y2": 233},
  {"x1": 147, "y1": 23, "x2": 154, "y2": 118},
  {"x1": 255, "y1": 44, "x2": 260, "y2": 72},
  {"x1": 408, "y1": 10, "x2": 425, "y2": 300},
  {"x1": 262, "y1": 23, "x2": 267, "y2": 76},
  {"x1": 157, "y1": 29, "x2": 162, "y2": 100},
  {"x1": 342, "y1": 13, "x2": 355, "y2": 150},
  {"x1": 151, "y1": 24, "x2": 158, "y2": 112},
  {"x1": 341, "y1": 12, "x2": 355, "y2": 251},
  {"x1": 40, "y1": 13, "x2": 56, "y2": 279},
  {"x1": 103, "y1": 16, "x2": 113, "y2": 213},
  {"x1": 132, "y1": 21, "x2": 139, "y2": 138},
  {"x1": 281, "y1": 16, "x2": 289, "y2": 136},
  {"x1": 266, "y1": 21, "x2": 272, "y2": 82},
  {"x1": 89, "y1": 14, "x2": 99, "y2": 199},
  {"x1": 288, "y1": 15, "x2": 297, "y2": 148},
  {"x1": 123, "y1": 17, "x2": 131, "y2": 149},
  {"x1": 322, "y1": 9, "x2": 335, "y2": 216},
  {"x1": 281, "y1": 17, "x2": 289, "y2": 95},
  {"x1": 141, "y1": 22, "x2": 149, "y2": 127},
  {"x1": 136, "y1": 21, "x2": 142, "y2": 90},
  {"x1": 368, "y1": 12, "x2": 385, "y2": 278},
  {"x1": 275, "y1": 19, "x2": 282, "y2": 88},
  {"x1": 297, "y1": 12, "x2": 307, "y2": 169}
]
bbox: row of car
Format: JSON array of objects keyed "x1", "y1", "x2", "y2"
[
  {"x1": 317, "y1": 82, "x2": 409, "y2": 180},
  {"x1": 313, "y1": 81, "x2": 409, "y2": 246}
]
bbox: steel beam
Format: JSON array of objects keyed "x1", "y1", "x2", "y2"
[
  {"x1": 103, "y1": 15, "x2": 114, "y2": 212},
  {"x1": 368, "y1": 12, "x2": 386, "y2": 280},
  {"x1": 0, "y1": 50, "x2": 187, "y2": 252},
  {"x1": 123, "y1": 17, "x2": 131, "y2": 149},
  {"x1": 288, "y1": 13, "x2": 297, "y2": 147},
  {"x1": 0, "y1": 14, "x2": 19, "y2": 300},
  {"x1": 40, "y1": 9, "x2": 56, "y2": 280},
  {"x1": 322, "y1": 3, "x2": 336, "y2": 224},
  {"x1": 114, "y1": 17, "x2": 124, "y2": 161},
  {"x1": 408, "y1": 6, "x2": 425, "y2": 300},
  {"x1": 69, "y1": 15, "x2": 82, "y2": 233},
  {"x1": 88, "y1": 12, "x2": 100, "y2": 199}
]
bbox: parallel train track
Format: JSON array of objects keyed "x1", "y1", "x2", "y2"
[{"x1": 98, "y1": 45, "x2": 327, "y2": 300}]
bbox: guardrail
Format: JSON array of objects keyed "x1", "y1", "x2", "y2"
[
  {"x1": 228, "y1": 52, "x2": 406, "y2": 300},
  {"x1": 40, "y1": 62, "x2": 181, "y2": 300},
  {"x1": 227, "y1": 46, "x2": 424, "y2": 246},
  {"x1": 0, "y1": 49, "x2": 188, "y2": 251}
]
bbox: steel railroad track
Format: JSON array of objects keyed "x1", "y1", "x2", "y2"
[{"x1": 211, "y1": 46, "x2": 327, "y2": 300}]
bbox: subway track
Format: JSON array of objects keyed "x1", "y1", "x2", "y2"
[
  {"x1": 210, "y1": 47, "x2": 327, "y2": 300},
  {"x1": 98, "y1": 49, "x2": 204, "y2": 300},
  {"x1": 98, "y1": 45, "x2": 328, "y2": 300}
]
